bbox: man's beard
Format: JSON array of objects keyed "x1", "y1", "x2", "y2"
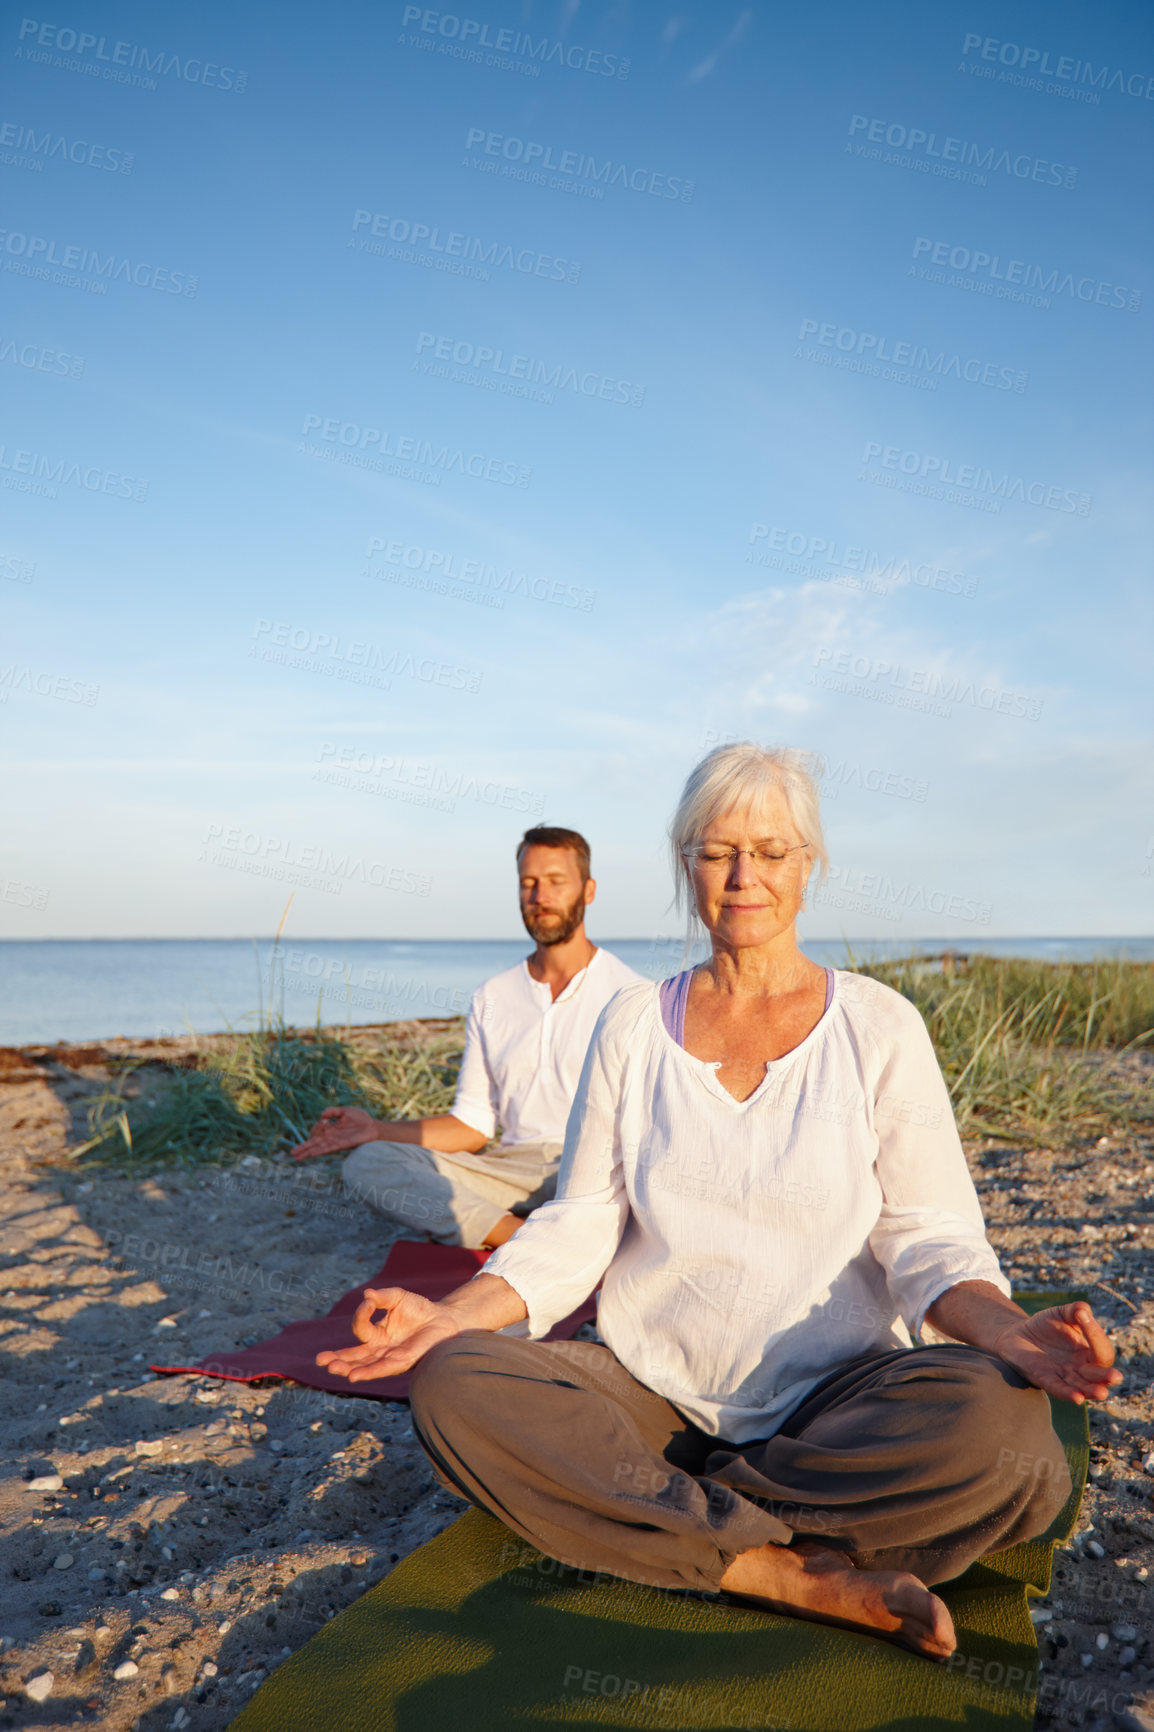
[{"x1": 521, "y1": 890, "x2": 587, "y2": 946}]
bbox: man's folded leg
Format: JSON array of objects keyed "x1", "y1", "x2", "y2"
[{"x1": 341, "y1": 1141, "x2": 524, "y2": 1248}]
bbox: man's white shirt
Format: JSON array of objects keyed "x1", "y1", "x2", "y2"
[{"x1": 451, "y1": 946, "x2": 641, "y2": 1147}]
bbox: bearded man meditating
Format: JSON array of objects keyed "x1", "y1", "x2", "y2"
[{"x1": 319, "y1": 744, "x2": 1118, "y2": 1658}]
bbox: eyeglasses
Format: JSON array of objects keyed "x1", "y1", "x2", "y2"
[{"x1": 681, "y1": 842, "x2": 810, "y2": 870}]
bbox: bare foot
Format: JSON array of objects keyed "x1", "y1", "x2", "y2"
[{"x1": 719, "y1": 1541, "x2": 955, "y2": 1660}]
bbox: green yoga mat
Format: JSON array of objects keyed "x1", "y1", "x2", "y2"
[{"x1": 230, "y1": 1295, "x2": 1089, "y2": 1732}]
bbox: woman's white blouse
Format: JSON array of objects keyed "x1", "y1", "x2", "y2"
[{"x1": 483, "y1": 971, "x2": 1009, "y2": 1442}]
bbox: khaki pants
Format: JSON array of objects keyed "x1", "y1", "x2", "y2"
[
  {"x1": 341, "y1": 1140, "x2": 563, "y2": 1248},
  {"x1": 410, "y1": 1332, "x2": 1072, "y2": 1592}
]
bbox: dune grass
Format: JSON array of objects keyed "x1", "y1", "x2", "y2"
[
  {"x1": 77, "y1": 1021, "x2": 464, "y2": 1168},
  {"x1": 75, "y1": 954, "x2": 1153, "y2": 1168},
  {"x1": 851, "y1": 952, "x2": 1154, "y2": 1139}
]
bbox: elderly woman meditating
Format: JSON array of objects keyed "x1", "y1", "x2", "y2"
[{"x1": 320, "y1": 744, "x2": 1119, "y2": 1657}]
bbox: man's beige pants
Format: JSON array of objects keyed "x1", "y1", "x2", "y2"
[{"x1": 341, "y1": 1139, "x2": 563, "y2": 1248}]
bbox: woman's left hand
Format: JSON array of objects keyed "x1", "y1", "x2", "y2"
[{"x1": 993, "y1": 1301, "x2": 1124, "y2": 1404}]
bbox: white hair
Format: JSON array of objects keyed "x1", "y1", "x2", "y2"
[{"x1": 667, "y1": 743, "x2": 829, "y2": 940}]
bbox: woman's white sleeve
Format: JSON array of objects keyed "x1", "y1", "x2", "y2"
[
  {"x1": 865, "y1": 1003, "x2": 1010, "y2": 1340},
  {"x1": 481, "y1": 1004, "x2": 629, "y2": 1337}
]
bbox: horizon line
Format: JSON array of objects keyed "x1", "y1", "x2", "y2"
[{"x1": 1, "y1": 934, "x2": 1150, "y2": 945}]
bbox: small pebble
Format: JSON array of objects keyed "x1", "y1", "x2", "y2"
[
  {"x1": 26, "y1": 1474, "x2": 63, "y2": 1492},
  {"x1": 218, "y1": 1620, "x2": 232, "y2": 1634},
  {"x1": 1095, "y1": 1631, "x2": 1109, "y2": 1650},
  {"x1": 160, "y1": 1589, "x2": 180, "y2": 1602},
  {"x1": 1086, "y1": 1539, "x2": 1106, "y2": 1558},
  {"x1": 135, "y1": 1440, "x2": 164, "y2": 1458},
  {"x1": 201, "y1": 1661, "x2": 218, "y2": 1678},
  {"x1": 1143, "y1": 1454, "x2": 1154, "y2": 1476},
  {"x1": 53, "y1": 1554, "x2": 74, "y2": 1571},
  {"x1": 87, "y1": 1568, "x2": 107, "y2": 1582},
  {"x1": 157, "y1": 1316, "x2": 179, "y2": 1329},
  {"x1": 1112, "y1": 1623, "x2": 1138, "y2": 1641},
  {"x1": 25, "y1": 1671, "x2": 54, "y2": 1703},
  {"x1": 1120, "y1": 1645, "x2": 1137, "y2": 1667},
  {"x1": 269, "y1": 1439, "x2": 283, "y2": 1452},
  {"x1": 94, "y1": 1625, "x2": 110, "y2": 1639},
  {"x1": 113, "y1": 1660, "x2": 139, "y2": 1680},
  {"x1": 1080, "y1": 1653, "x2": 1093, "y2": 1669},
  {"x1": 1030, "y1": 1607, "x2": 1054, "y2": 1624}
]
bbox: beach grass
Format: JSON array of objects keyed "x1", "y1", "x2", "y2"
[
  {"x1": 74, "y1": 954, "x2": 1153, "y2": 1167},
  {"x1": 850, "y1": 952, "x2": 1154, "y2": 1139},
  {"x1": 76, "y1": 1022, "x2": 463, "y2": 1168}
]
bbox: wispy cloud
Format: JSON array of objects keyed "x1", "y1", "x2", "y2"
[{"x1": 686, "y1": 9, "x2": 753, "y2": 83}]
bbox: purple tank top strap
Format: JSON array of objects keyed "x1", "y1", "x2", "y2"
[{"x1": 658, "y1": 968, "x2": 694, "y2": 1046}]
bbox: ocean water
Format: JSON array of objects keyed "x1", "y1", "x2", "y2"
[{"x1": 1, "y1": 936, "x2": 1151, "y2": 1046}]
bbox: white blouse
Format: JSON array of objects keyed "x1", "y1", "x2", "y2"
[{"x1": 483, "y1": 970, "x2": 1009, "y2": 1442}]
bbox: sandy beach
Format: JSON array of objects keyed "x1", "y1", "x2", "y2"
[{"x1": 1, "y1": 1025, "x2": 1152, "y2": 1731}]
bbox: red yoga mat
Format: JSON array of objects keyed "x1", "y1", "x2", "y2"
[{"x1": 150, "y1": 1239, "x2": 597, "y2": 1400}]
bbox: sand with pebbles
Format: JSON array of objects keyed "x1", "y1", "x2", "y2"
[{"x1": 0, "y1": 1030, "x2": 1151, "y2": 1732}]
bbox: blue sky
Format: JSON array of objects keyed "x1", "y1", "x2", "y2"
[{"x1": 2, "y1": 0, "x2": 1152, "y2": 940}]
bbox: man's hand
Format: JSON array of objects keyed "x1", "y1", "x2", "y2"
[
  {"x1": 317, "y1": 1287, "x2": 461, "y2": 1382},
  {"x1": 290, "y1": 1106, "x2": 381, "y2": 1162},
  {"x1": 992, "y1": 1301, "x2": 1124, "y2": 1405}
]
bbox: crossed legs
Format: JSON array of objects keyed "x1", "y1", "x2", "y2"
[{"x1": 410, "y1": 1332, "x2": 1071, "y2": 1657}]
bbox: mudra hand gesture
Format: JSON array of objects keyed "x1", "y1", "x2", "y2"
[
  {"x1": 317, "y1": 1287, "x2": 462, "y2": 1383},
  {"x1": 992, "y1": 1301, "x2": 1123, "y2": 1404}
]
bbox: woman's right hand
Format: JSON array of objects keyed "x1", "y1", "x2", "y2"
[{"x1": 316, "y1": 1286, "x2": 461, "y2": 1382}]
